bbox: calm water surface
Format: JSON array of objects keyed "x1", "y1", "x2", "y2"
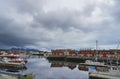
[{"x1": 25, "y1": 57, "x2": 89, "y2": 79}]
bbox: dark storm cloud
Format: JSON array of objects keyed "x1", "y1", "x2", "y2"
[
  {"x1": 34, "y1": 10, "x2": 78, "y2": 31},
  {"x1": 0, "y1": 33, "x2": 34, "y2": 46},
  {"x1": 0, "y1": 17, "x2": 38, "y2": 47},
  {"x1": 0, "y1": 0, "x2": 53, "y2": 48},
  {"x1": 0, "y1": 0, "x2": 120, "y2": 49}
]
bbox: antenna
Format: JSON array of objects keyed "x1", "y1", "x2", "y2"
[
  {"x1": 96, "y1": 40, "x2": 98, "y2": 51},
  {"x1": 115, "y1": 41, "x2": 120, "y2": 55},
  {"x1": 116, "y1": 41, "x2": 120, "y2": 50},
  {"x1": 116, "y1": 41, "x2": 120, "y2": 66},
  {"x1": 95, "y1": 40, "x2": 98, "y2": 61}
]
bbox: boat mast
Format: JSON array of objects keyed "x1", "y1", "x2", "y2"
[
  {"x1": 95, "y1": 40, "x2": 98, "y2": 62},
  {"x1": 115, "y1": 41, "x2": 120, "y2": 67}
]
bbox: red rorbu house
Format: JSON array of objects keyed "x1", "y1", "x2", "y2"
[
  {"x1": 97, "y1": 50, "x2": 114, "y2": 58},
  {"x1": 51, "y1": 49, "x2": 76, "y2": 56},
  {"x1": 108, "y1": 49, "x2": 120, "y2": 58},
  {"x1": 51, "y1": 49, "x2": 118, "y2": 58},
  {"x1": 77, "y1": 50, "x2": 94, "y2": 57},
  {"x1": 77, "y1": 49, "x2": 116, "y2": 58}
]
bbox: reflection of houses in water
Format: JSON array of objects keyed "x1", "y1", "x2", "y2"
[
  {"x1": 50, "y1": 61, "x2": 64, "y2": 67},
  {"x1": 66, "y1": 64, "x2": 76, "y2": 70},
  {"x1": 78, "y1": 65, "x2": 89, "y2": 71},
  {"x1": 50, "y1": 60, "x2": 111, "y2": 73},
  {"x1": 78, "y1": 65, "x2": 110, "y2": 72},
  {"x1": 50, "y1": 61, "x2": 77, "y2": 70}
]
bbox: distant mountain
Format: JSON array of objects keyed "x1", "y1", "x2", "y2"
[{"x1": 10, "y1": 48, "x2": 40, "y2": 52}]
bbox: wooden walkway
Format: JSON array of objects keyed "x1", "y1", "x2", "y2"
[{"x1": 89, "y1": 72, "x2": 120, "y2": 79}]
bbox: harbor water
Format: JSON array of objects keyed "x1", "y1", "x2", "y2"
[
  {"x1": 1, "y1": 56, "x2": 119, "y2": 79},
  {"x1": 25, "y1": 56, "x2": 89, "y2": 79}
]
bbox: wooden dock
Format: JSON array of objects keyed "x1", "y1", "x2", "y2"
[
  {"x1": 47, "y1": 55, "x2": 66, "y2": 60},
  {"x1": 79, "y1": 63, "x2": 108, "y2": 67},
  {"x1": 89, "y1": 72, "x2": 120, "y2": 79}
]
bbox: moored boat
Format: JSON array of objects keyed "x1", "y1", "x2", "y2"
[
  {"x1": 0, "y1": 57, "x2": 27, "y2": 65},
  {"x1": 0, "y1": 53, "x2": 20, "y2": 58},
  {"x1": 9, "y1": 58, "x2": 27, "y2": 64},
  {"x1": 80, "y1": 41, "x2": 105, "y2": 67},
  {"x1": 89, "y1": 66, "x2": 120, "y2": 79},
  {"x1": 0, "y1": 61, "x2": 25, "y2": 69}
]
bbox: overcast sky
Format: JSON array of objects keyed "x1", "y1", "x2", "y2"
[{"x1": 0, "y1": 0, "x2": 120, "y2": 50}]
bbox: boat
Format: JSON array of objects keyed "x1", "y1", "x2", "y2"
[
  {"x1": 80, "y1": 40, "x2": 105, "y2": 66},
  {"x1": 89, "y1": 42, "x2": 120, "y2": 79},
  {"x1": 108, "y1": 66, "x2": 120, "y2": 76},
  {"x1": 0, "y1": 57, "x2": 27, "y2": 65},
  {"x1": 0, "y1": 53, "x2": 27, "y2": 70},
  {"x1": 0, "y1": 53, "x2": 20, "y2": 58},
  {"x1": 9, "y1": 58, "x2": 27, "y2": 64},
  {"x1": 89, "y1": 66, "x2": 120, "y2": 79},
  {"x1": 85, "y1": 60, "x2": 105, "y2": 66},
  {"x1": 0, "y1": 52, "x2": 27, "y2": 64},
  {"x1": 0, "y1": 61, "x2": 25, "y2": 69}
]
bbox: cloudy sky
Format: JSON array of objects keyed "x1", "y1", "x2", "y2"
[{"x1": 0, "y1": 0, "x2": 120, "y2": 50}]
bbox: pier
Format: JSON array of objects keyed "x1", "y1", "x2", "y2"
[
  {"x1": 89, "y1": 72, "x2": 120, "y2": 79},
  {"x1": 47, "y1": 55, "x2": 120, "y2": 63},
  {"x1": 47, "y1": 55, "x2": 66, "y2": 61}
]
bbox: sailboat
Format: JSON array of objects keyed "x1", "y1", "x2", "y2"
[
  {"x1": 84, "y1": 40, "x2": 105, "y2": 66},
  {"x1": 89, "y1": 42, "x2": 120, "y2": 79},
  {"x1": 107, "y1": 42, "x2": 120, "y2": 76},
  {"x1": 89, "y1": 66, "x2": 120, "y2": 79}
]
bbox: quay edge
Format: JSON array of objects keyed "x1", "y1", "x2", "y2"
[{"x1": 47, "y1": 55, "x2": 120, "y2": 62}]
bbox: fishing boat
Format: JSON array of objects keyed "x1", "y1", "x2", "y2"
[
  {"x1": 0, "y1": 60, "x2": 25, "y2": 69},
  {"x1": 0, "y1": 57, "x2": 27, "y2": 65},
  {"x1": 9, "y1": 58, "x2": 27, "y2": 64},
  {"x1": 0, "y1": 53, "x2": 20, "y2": 58},
  {"x1": 0, "y1": 52, "x2": 27, "y2": 64},
  {"x1": 0, "y1": 57, "x2": 26, "y2": 69}
]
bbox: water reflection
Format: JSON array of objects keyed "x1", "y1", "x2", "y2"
[
  {"x1": 49, "y1": 60, "x2": 94, "y2": 71},
  {"x1": 78, "y1": 65, "x2": 88, "y2": 71},
  {"x1": 50, "y1": 61, "x2": 77, "y2": 70},
  {"x1": 0, "y1": 66, "x2": 34, "y2": 79},
  {"x1": 25, "y1": 57, "x2": 88, "y2": 79},
  {"x1": 48, "y1": 59, "x2": 120, "y2": 79},
  {"x1": 1, "y1": 56, "x2": 115, "y2": 79}
]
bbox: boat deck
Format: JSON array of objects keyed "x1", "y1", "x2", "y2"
[{"x1": 79, "y1": 63, "x2": 108, "y2": 67}]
